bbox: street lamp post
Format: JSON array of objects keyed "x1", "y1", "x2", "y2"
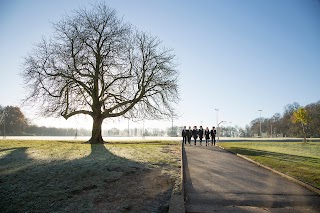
[
  {"x1": 215, "y1": 109, "x2": 219, "y2": 142},
  {"x1": 215, "y1": 109, "x2": 219, "y2": 129},
  {"x1": 258, "y1": 110, "x2": 262, "y2": 137},
  {"x1": 142, "y1": 119, "x2": 145, "y2": 139},
  {"x1": 75, "y1": 128, "x2": 78, "y2": 139},
  {"x1": 217, "y1": 120, "x2": 226, "y2": 142},
  {"x1": 128, "y1": 118, "x2": 130, "y2": 137},
  {"x1": 171, "y1": 116, "x2": 174, "y2": 137}
]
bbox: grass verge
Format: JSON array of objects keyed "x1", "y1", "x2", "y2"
[
  {"x1": 219, "y1": 142, "x2": 320, "y2": 189},
  {"x1": 0, "y1": 140, "x2": 181, "y2": 213}
]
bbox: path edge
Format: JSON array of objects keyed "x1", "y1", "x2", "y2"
[
  {"x1": 218, "y1": 145, "x2": 320, "y2": 195},
  {"x1": 168, "y1": 142, "x2": 185, "y2": 213}
]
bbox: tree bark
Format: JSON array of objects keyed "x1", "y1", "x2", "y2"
[
  {"x1": 88, "y1": 116, "x2": 104, "y2": 144},
  {"x1": 302, "y1": 124, "x2": 307, "y2": 143}
]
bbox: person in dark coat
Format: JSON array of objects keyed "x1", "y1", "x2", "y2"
[
  {"x1": 182, "y1": 126, "x2": 187, "y2": 144},
  {"x1": 198, "y1": 126, "x2": 204, "y2": 145},
  {"x1": 210, "y1": 126, "x2": 217, "y2": 146},
  {"x1": 186, "y1": 126, "x2": 192, "y2": 145},
  {"x1": 204, "y1": 127, "x2": 210, "y2": 146},
  {"x1": 192, "y1": 126, "x2": 198, "y2": 145}
]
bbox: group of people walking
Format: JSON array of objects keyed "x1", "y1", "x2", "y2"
[{"x1": 182, "y1": 126, "x2": 217, "y2": 146}]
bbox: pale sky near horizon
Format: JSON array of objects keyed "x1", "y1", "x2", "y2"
[{"x1": 1, "y1": 0, "x2": 319, "y2": 130}]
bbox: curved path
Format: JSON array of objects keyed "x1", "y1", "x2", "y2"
[{"x1": 183, "y1": 145, "x2": 320, "y2": 213}]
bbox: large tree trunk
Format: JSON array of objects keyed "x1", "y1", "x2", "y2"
[{"x1": 88, "y1": 116, "x2": 104, "y2": 144}]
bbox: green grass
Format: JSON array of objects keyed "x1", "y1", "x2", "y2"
[
  {"x1": 219, "y1": 142, "x2": 320, "y2": 189},
  {"x1": 0, "y1": 140, "x2": 181, "y2": 213}
]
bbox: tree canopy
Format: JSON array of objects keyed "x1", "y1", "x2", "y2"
[
  {"x1": 0, "y1": 106, "x2": 28, "y2": 135},
  {"x1": 21, "y1": 3, "x2": 179, "y2": 143},
  {"x1": 292, "y1": 107, "x2": 310, "y2": 142}
]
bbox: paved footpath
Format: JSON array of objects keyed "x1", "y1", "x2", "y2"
[{"x1": 184, "y1": 145, "x2": 320, "y2": 213}]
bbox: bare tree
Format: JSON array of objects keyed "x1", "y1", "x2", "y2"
[{"x1": 21, "y1": 3, "x2": 179, "y2": 143}]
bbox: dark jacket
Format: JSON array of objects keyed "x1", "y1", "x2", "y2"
[
  {"x1": 210, "y1": 129, "x2": 216, "y2": 137},
  {"x1": 192, "y1": 129, "x2": 198, "y2": 138},
  {"x1": 205, "y1": 130, "x2": 210, "y2": 139},
  {"x1": 198, "y1": 128, "x2": 204, "y2": 138},
  {"x1": 182, "y1": 129, "x2": 187, "y2": 137},
  {"x1": 186, "y1": 129, "x2": 192, "y2": 138}
]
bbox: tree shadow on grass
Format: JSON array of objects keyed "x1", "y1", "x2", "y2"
[{"x1": 0, "y1": 143, "x2": 175, "y2": 213}]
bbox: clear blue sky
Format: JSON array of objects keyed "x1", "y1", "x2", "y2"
[{"x1": 1, "y1": 0, "x2": 319, "y2": 130}]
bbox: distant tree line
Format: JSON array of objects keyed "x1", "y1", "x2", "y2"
[
  {"x1": 0, "y1": 105, "x2": 84, "y2": 136},
  {"x1": 240, "y1": 101, "x2": 320, "y2": 138},
  {"x1": 0, "y1": 105, "x2": 180, "y2": 137},
  {"x1": 1, "y1": 101, "x2": 319, "y2": 138},
  {"x1": 105, "y1": 126, "x2": 180, "y2": 137}
]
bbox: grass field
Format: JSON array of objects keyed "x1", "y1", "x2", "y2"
[
  {"x1": 219, "y1": 142, "x2": 320, "y2": 189},
  {"x1": 0, "y1": 140, "x2": 181, "y2": 213}
]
